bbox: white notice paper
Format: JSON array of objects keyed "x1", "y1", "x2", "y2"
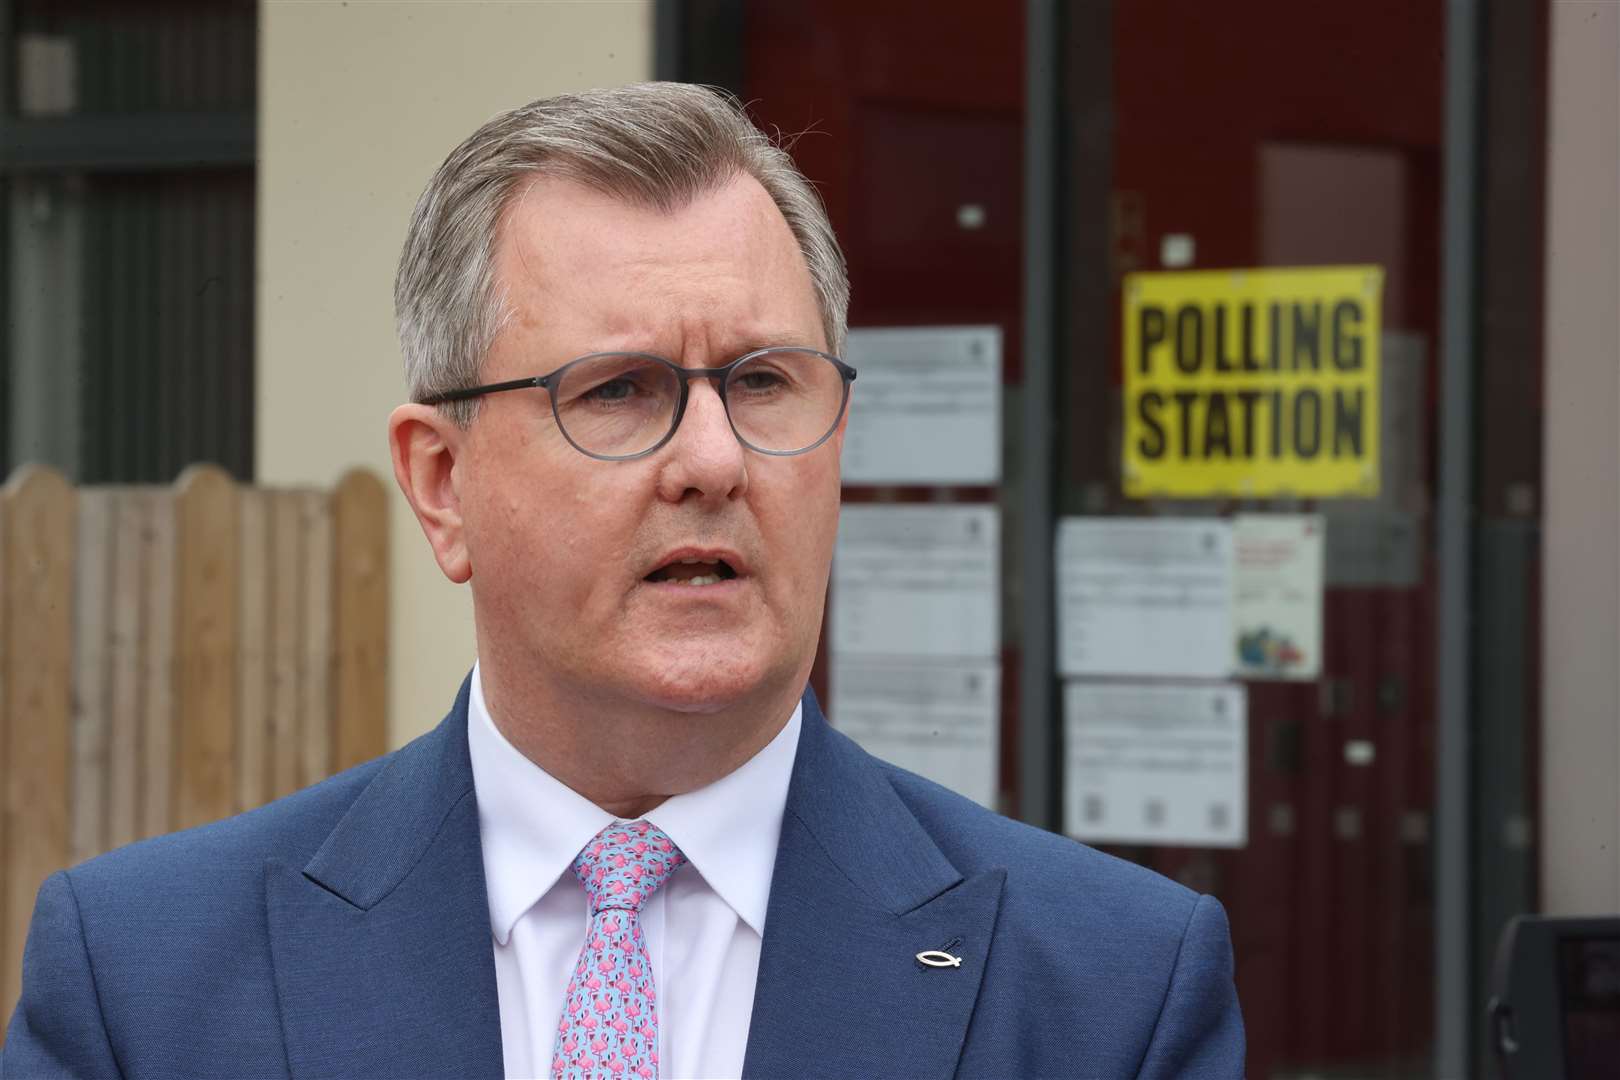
[
  {"x1": 1056, "y1": 518, "x2": 1232, "y2": 678},
  {"x1": 831, "y1": 656, "x2": 999, "y2": 808},
  {"x1": 1231, "y1": 514, "x2": 1324, "y2": 681},
  {"x1": 833, "y1": 504, "x2": 998, "y2": 659},
  {"x1": 1064, "y1": 682, "x2": 1247, "y2": 848},
  {"x1": 841, "y1": 325, "x2": 1001, "y2": 484}
]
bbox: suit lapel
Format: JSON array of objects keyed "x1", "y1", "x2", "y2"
[
  {"x1": 743, "y1": 692, "x2": 1005, "y2": 1079},
  {"x1": 265, "y1": 679, "x2": 504, "y2": 1080},
  {"x1": 261, "y1": 681, "x2": 1001, "y2": 1078}
]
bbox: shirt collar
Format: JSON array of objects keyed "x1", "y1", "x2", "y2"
[
  {"x1": 642, "y1": 699, "x2": 799, "y2": 938},
  {"x1": 466, "y1": 662, "x2": 800, "y2": 945}
]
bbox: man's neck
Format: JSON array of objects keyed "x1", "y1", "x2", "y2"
[{"x1": 474, "y1": 659, "x2": 803, "y2": 818}]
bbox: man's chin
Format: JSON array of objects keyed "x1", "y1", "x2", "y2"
[
  {"x1": 628, "y1": 672, "x2": 766, "y2": 715},
  {"x1": 618, "y1": 650, "x2": 787, "y2": 717}
]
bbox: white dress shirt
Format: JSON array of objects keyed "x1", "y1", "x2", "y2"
[{"x1": 466, "y1": 664, "x2": 801, "y2": 1080}]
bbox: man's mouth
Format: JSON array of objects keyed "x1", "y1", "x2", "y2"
[{"x1": 644, "y1": 557, "x2": 739, "y2": 587}]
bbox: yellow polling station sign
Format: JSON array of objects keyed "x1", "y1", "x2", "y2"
[{"x1": 1122, "y1": 265, "x2": 1383, "y2": 499}]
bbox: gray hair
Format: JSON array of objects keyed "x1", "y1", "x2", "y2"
[{"x1": 394, "y1": 82, "x2": 849, "y2": 426}]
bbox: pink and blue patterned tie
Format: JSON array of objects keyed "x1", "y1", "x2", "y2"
[{"x1": 551, "y1": 820, "x2": 686, "y2": 1080}]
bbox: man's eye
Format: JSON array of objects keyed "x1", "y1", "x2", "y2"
[
  {"x1": 582, "y1": 377, "x2": 638, "y2": 403},
  {"x1": 734, "y1": 370, "x2": 788, "y2": 392}
]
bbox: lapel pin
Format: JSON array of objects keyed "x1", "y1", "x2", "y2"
[{"x1": 915, "y1": 949, "x2": 963, "y2": 969}]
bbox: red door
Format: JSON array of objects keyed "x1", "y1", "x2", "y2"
[{"x1": 742, "y1": 3, "x2": 1446, "y2": 1074}]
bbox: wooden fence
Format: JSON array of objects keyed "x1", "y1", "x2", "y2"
[{"x1": 0, "y1": 463, "x2": 389, "y2": 1026}]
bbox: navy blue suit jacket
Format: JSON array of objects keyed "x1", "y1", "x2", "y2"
[{"x1": 5, "y1": 682, "x2": 1243, "y2": 1078}]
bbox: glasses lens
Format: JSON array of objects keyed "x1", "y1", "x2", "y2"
[
  {"x1": 725, "y1": 350, "x2": 848, "y2": 453},
  {"x1": 553, "y1": 354, "x2": 680, "y2": 458}
]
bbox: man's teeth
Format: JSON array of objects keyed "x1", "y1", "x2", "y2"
[{"x1": 680, "y1": 573, "x2": 722, "y2": 586}]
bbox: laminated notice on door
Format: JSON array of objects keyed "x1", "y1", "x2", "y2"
[
  {"x1": 840, "y1": 325, "x2": 1001, "y2": 484},
  {"x1": 1056, "y1": 517, "x2": 1232, "y2": 679},
  {"x1": 830, "y1": 656, "x2": 999, "y2": 808},
  {"x1": 1064, "y1": 682, "x2": 1247, "y2": 848},
  {"x1": 1231, "y1": 514, "x2": 1324, "y2": 681},
  {"x1": 833, "y1": 504, "x2": 998, "y2": 660}
]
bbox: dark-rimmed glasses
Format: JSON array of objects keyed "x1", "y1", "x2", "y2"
[{"x1": 419, "y1": 347, "x2": 857, "y2": 461}]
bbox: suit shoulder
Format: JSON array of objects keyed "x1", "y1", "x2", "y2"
[
  {"x1": 878, "y1": 760, "x2": 1203, "y2": 930},
  {"x1": 65, "y1": 751, "x2": 392, "y2": 906}
]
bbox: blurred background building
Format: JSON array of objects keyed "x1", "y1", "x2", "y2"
[{"x1": 0, "y1": 1, "x2": 1615, "y2": 1077}]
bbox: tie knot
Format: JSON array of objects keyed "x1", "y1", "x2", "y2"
[{"x1": 571, "y1": 820, "x2": 685, "y2": 913}]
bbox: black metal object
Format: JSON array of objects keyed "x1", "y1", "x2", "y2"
[
  {"x1": 1016, "y1": 0, "x2": 1078, "y2": 831},
  {"x1": 0, "y1": 173, "x2": 11, "y2": 483},
  {"x1": 76, "y1": 170, "x2": 255, "y2": 483},
  {"x1": 654, "y1": 0, "x2": 745, "y2": 96},
  {"x1": 1, "y1": 0, "x2": 257, "y2": 483},
  {"x1": 1, "y1": 110, "x2": 254, "y2": 172},
  {"x1": 1471, "y1": 1, "x2": 1552, "y2": 1073},
  {"x1": 1488, "y1": 916, "x2": 1620, "y2": 1080},
  {"x1": 0, "y1": 1, "x2": 14, "y2": 480},
  {"x1": 1435, "y1": 0, "x2": 1486, "y2": 1070}
]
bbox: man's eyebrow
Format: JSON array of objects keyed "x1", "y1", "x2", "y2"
[
  {"x1": 727, "y1": 331, "x2": 827, "y2": 352},
  {"x1": 578, "y1": 331, "x2": 827, "y2": 361}
]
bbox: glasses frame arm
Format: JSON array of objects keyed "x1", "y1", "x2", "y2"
[{"x1": 417, "y1": 375, "x2": 546, "y2": 406}]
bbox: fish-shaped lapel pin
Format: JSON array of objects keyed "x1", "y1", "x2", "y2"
[{"x1": 915, "y1": 949, "x2": 963, "y2": 969}]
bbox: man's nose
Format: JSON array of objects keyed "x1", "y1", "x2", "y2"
[{"x1": 654, "y1": 377, "x2": 748, "y2": 503}]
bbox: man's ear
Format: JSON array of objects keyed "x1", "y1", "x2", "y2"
[{"x1": 388, "y1": 403, "x2": 472, "y2": 584}]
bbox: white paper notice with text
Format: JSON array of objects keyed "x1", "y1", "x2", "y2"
[
  {"x1": 1056, "y1": 518, "x2": 1233, "y2": 679},
  {"x1": 831, "y1": 656, "x2": 999, "y2": 808},
  {"x1": 1231, "y1": 514, "x2": 1324, "y2": 680},
  {"x1": 840, "y1": 325, "x2": 1001, "y2": 484},
  {"x1": 833, "y1": 504, "x2": 998, "y2": 660},
  {"x1": 1063, "y1": 681, "x2": 1247, "y2": 848}
]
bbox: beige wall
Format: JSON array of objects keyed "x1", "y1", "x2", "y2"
[
  {"x1": 1541, "y1": 1, "x2": 1620, "y2": 913},
  {"x1": 258, "y1": 1, "x2": 653, "y2": 746}
]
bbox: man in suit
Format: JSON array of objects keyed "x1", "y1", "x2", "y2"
[{"x1": 5, "y1": 83, "x2": 1243, "y2": 1079}]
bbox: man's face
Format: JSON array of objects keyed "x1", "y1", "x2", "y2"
[{"x1": 453, "y1": 173, "x2": 842, "y2": 715}]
